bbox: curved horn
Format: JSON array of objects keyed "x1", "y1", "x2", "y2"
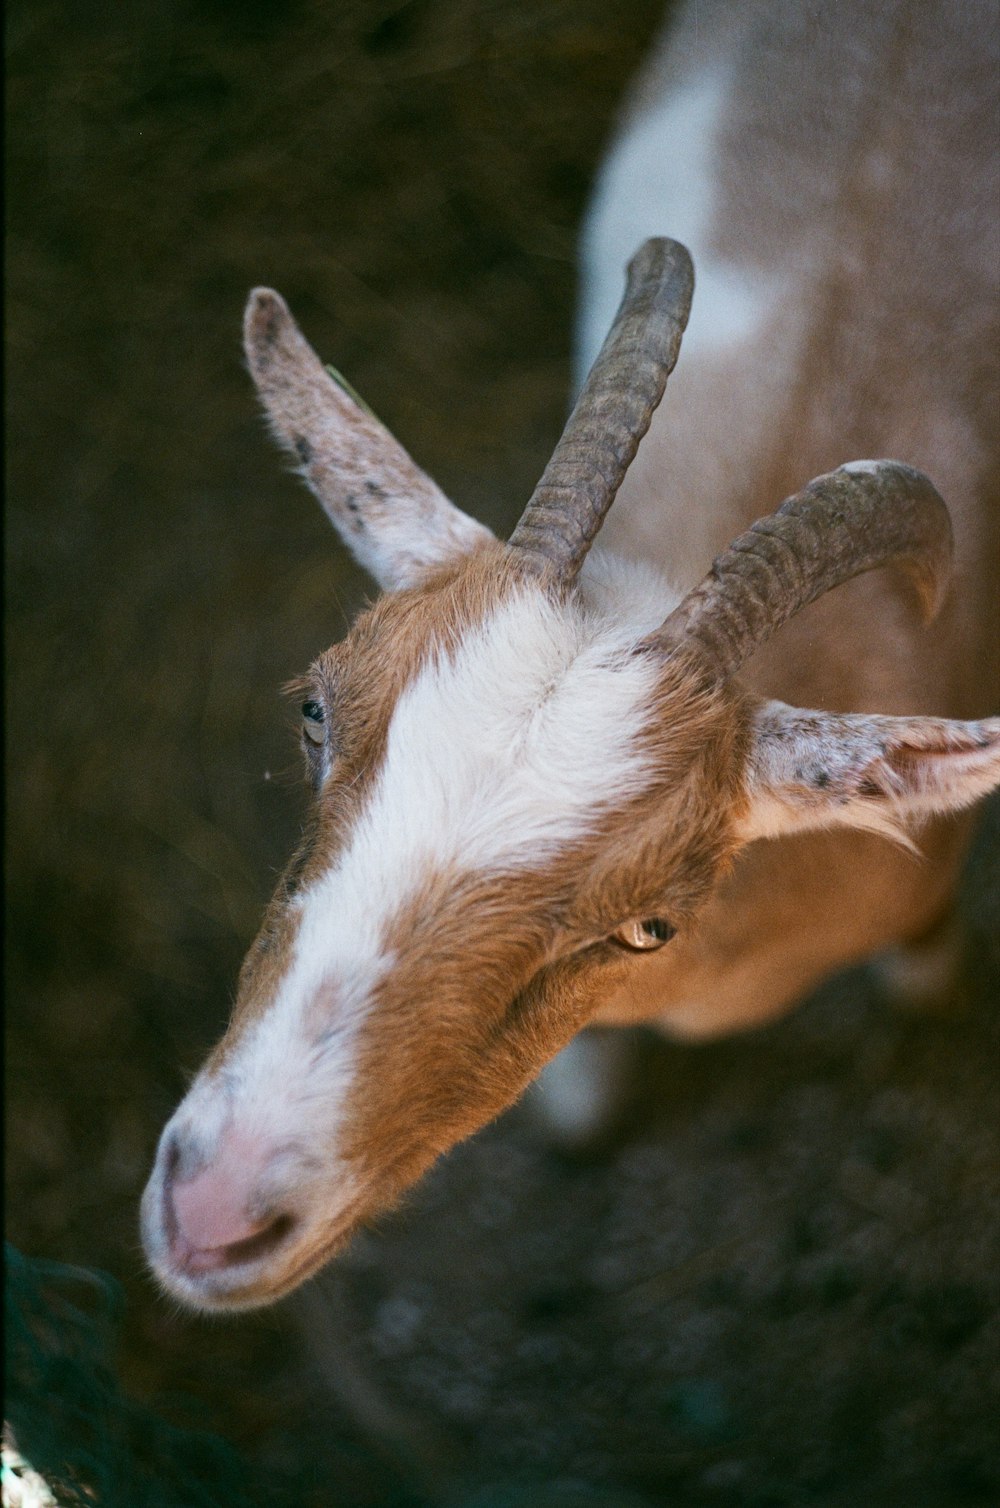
[
  {"x1": 508, "y1": 237, "x2": 694, "y2": 584},
  {"x1": 644, "y1": 461, "x2": 953, "y2": 679}
]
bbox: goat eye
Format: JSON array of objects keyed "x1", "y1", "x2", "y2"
[
  {"x1": 612, "y1": 917, "x2": 676, "y2": 951},
  {"x1": 301, "y1": 701, "x2": 325, "y2": 746}
]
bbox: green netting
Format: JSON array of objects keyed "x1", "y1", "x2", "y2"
[
  {"x1": 3, "y1": 1244, "x2": 262, "y2": 1508},
  {"x1": 4, "y1": 1244, "x2": 658, "y2": 1508}
]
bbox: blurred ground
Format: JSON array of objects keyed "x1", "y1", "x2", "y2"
[{"x1": 5, "y1": 1, "x2": 999, "y2": 1505}]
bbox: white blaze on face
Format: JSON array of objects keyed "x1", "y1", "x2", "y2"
[{"x1": 220, "y1": 573, "x2": 671, "y2": 1147}]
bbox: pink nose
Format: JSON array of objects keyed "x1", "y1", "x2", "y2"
[{"x1": 167, "y1": 1133, "x2": 293, "y2": 1272}]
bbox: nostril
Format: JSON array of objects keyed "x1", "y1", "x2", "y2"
[
  {"x1": 164, "y1": 1132, "x2": 180, "y2": 1177},
  {"x1": 161, "y1": 1137, "x2": 181, "y2": 1249}
]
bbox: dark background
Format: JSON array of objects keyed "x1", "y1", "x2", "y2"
[{"x1": 6, "y1": 2, "x2": 999, "y2": 1504}]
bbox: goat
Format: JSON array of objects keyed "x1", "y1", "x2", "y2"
[{"x1": 142, "y1": 0, "x2": 999, "y2": 1311}]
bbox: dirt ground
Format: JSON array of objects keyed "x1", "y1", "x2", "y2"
[{"x1": 6, "y1": 2, "x2": 999, "y2": 1504}]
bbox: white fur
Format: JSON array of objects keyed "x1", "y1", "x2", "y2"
[{"x1": 577, "y1": 71, "x2": 779, "y2": 381}]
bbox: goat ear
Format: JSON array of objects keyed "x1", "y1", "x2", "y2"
[
  {"x1": 739, "y1": 700, "x2": 1000, "y2": 845},
  {"x1": 244, "y1": 289, "x2": 494, "y2": 591}
]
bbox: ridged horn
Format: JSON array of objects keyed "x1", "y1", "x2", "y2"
[
  {"x1": 644, "y1": 461, "x2": 953, "y2": 679},
  {"x1": 508, "y1": 237, "x2": 694, "y2": 584}
]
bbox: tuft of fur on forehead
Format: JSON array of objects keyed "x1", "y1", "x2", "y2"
[
  {"x1": 356, "y1": 578, "x2": 670, "y2": 862},
  {"x1": 288, "y1": 544, "x2": 691, "y2": 881}
]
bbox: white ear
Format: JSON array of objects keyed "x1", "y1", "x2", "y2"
[
  {"x1": 243, "y1": 289, "x2": 494, "y2": 591},
  {"x1": 739, "y1": 700, "x2": 1000, "y2": 846}
]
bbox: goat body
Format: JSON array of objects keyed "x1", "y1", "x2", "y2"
[
  {"x1": 142, "y1": 0, "x2": 999, "y2": 1311},
  {"x1": 577, "y1": 0, "x2": 1000, "y2": 1035}
]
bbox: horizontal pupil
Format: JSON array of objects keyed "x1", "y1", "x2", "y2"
[
  {"x1": 301, "y1": 701, "x2": 324, "y2": 722},
  {"x1": 641, "y1": 918, "x2": 673, "y2": 941}
]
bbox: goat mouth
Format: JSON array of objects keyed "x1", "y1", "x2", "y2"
[
  {"x1": 174, "y1": 1214, "x2": 299, "y2": 1276},
  {"x1": 162, "y1": 1226, "x2": 357, "y2": 1311},
  {"x1": 145, "y1": 1174, "x2": 365, "y2": 1311}
]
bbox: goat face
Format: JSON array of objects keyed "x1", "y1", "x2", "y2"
[
  {"x1": 141, "y1": 245, "x2": 1000, "y2": 1309},
  {"x1": 142, "y1": 543, "x2": 751, "y2": 1310}
]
